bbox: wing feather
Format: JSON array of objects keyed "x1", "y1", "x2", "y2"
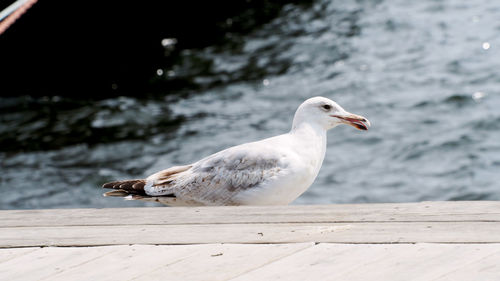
[{"x1": 147, "y1": 146, "x2": 285, "y2": 205}]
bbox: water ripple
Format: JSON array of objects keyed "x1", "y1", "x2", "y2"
[{"x1": 2, "y1": 0, "x2": 500, "y2": 208}]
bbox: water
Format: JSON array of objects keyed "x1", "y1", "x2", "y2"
[{"x1": 2, "y1": 0, "x2": 500, "y2": 209}]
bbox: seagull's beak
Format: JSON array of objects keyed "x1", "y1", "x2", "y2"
[{"x1": 331, "y1": 112, "x2": 371, "y2": 130}]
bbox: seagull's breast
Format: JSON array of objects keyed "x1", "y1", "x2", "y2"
[{"x1": 232, "y1": 133, "x2": 326, "y2": 205}]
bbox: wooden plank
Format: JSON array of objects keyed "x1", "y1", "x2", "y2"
[
  {"x1": 229, "y1": 243, "x2": 394, "y2": 281},
  {"x1": 0, "y1": 247, "x2": 39, "y2": 263},
  {"x1": 0, "y1": 246, "x2": 121, "y2": 281},
  {"x1": 335, "y1": 244, "x2": 500, "y2": 281},
  {"x1": 5, "y1": 244, "x2": 497, "y2": 281},
  {"x1": 44, "y1": 243, "x2": 313, "y2": 281},
  {"x1": 1, "y1": 222, "x2": 500, "y2": 247},
  {"x1": 1, "y1": 201, "x2": 499, "y2": 227},
  {"x1": 131, "y1": 243, "x2": 313, "y2": 281},
  {"x1": 229, "y1": 243, "x2": 500, "y2": 281},
  {"x1": 36, "y1": 245, "x2": 216, "y2": 281},
  {"x1": 432, "y1": 248, "x2": 500, "y2": 281}
]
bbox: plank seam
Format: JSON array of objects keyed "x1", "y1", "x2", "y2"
[
  {"x1": 2, "y1": 220, "x2": 500, "y2": 228},
  {"x1": 4, "y1": 242, "x2": 500, "y2": 250}
]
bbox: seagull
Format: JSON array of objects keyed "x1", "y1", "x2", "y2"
[{"x1": 102, "y1": 97, "x2": 370, "y2": 206}]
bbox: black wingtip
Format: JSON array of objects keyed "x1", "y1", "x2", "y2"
[
  {"x1": 103, "y1": 190, "x2": 129, "y2": 197},
  {"x1": 101, "y1": 179, "x2": 147, "y2": 196},
  {"x1": 102, "y1": 181, "x2": 118, "y2": 189}
]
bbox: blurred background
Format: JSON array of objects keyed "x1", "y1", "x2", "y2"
[{"x1": 1, "y1": 0, "x2": 499, "y2": 209}]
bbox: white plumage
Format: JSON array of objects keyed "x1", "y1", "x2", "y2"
[{"x1": 102, "y1": 96, "x2": 370, "y2": 206}]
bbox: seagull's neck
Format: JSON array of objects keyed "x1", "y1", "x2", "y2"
[
  {"x1": 290, "y1": 121, "x2": 326, "y2": 139},
  {"x1": 289, "y1": 121, "x2": 327, "y2": 172}
]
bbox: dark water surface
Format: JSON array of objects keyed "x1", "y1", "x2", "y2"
[{"x1": 2, "y1": 0, "x2": 500, "y2": 209}]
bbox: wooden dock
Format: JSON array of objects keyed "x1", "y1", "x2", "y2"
[{"x1": 1, "y1": 201, "x2": 500, "y2": 280}]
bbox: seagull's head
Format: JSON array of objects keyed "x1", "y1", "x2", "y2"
[{"x1": 293, "y1": 97, "x2": 370, "y2": 131}]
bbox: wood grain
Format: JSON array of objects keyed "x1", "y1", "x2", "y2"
[
  {"x1": 1, "y1": 243, "x2": 499, "y2": 281},
  {"x1": 229, "y1": 243, "x2": 500, "y2": 281},
  {"x1": 1, "y1": 201, "x2": 499, "y2": 228},
  {"x1": 1, "y1": 221, "x2": 500, "y2": 247}
]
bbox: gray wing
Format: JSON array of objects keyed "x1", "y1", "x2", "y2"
[{"x1": 147, "y1": 147, "x2": 285, "y2": 205}]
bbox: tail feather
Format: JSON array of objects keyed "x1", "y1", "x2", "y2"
[
  {"x1": 103, "y1": 190, "x2": 129, "y2": 197},
  {"x1": 132, "y1": 181, "x2": 145, "y2": 190},
  {"x1": 102, "y1": 179, "x2": 147, "y2": 195},
  {"x1": 101, "y1": 166, "x2": 192, "y2": 205}
]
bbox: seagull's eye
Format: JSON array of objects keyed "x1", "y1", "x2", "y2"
[{"x1": 322, "y1": 104, "x2": 331, "y2": 111}]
